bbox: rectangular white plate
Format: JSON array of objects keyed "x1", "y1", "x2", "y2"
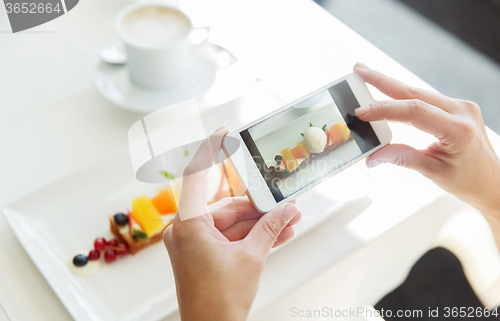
[{"x1": 2, "y1": 145, "x2": 367, "y2": 321}]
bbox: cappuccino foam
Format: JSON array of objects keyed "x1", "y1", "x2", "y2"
[{"x1": 121, "y1": 6, "x2": 190, "y2": 47}]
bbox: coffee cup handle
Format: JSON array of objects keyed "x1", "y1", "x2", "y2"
[
  {"x1": 189, "y1": 26, "x2": 210, "y2": 47},
  {"x1": 189, "y1": 26, "x2": 238, "y2": 67}
]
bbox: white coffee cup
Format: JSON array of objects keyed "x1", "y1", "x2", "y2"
[{"x1": 115, "y1": 3, "x2": 208, "y2": 89}]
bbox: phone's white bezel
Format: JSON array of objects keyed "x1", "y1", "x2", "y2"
[{"x1": 223, "y1": 73, "x2": 392, "y2": 212}]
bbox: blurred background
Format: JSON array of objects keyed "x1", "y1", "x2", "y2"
[
  {"x1": 314, "y1": 0, "x2": 500, "y2": 319},
  {"x1": 315, "y1": 0, "x2": 500, "y2": 134}
]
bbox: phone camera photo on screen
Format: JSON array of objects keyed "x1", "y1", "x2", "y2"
[{"x1": 240, "y1": 80, "x2": 380, "y2": 202}]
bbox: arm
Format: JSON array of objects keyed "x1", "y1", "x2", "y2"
[
  {"x1": 354, "y1": 62, "x2": 500, "y2": 250},
  {"x1": 163, "y1": 127, "x2": 301, "y2": 321}
]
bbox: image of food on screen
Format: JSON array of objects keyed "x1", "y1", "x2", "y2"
[{"x1": 247, "y1": 89, "x2": 363, "y2": 198}]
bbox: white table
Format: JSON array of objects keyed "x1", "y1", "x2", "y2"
[{"x1": 1, "y1": 0, "x2": 499, "y2": 320}]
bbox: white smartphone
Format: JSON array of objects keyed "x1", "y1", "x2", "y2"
[{"x1": 222, "y1": 73, "x2": 392, "y2": 212}]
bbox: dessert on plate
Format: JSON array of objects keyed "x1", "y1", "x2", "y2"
[
  {"x1": 70, "y1": 161, "x2": 246, "y2": 274},
  {"x1": 269, "y1": 120, "x2": 353, "y2": 180}
]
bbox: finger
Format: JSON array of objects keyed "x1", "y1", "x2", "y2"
[
  {"x1": 221, "y1": 211, "x2": 301, "y2": 241},
  {"x1": 355, "y1": 99, "x2": 457, "y2": 141},
  {"x1": 221, "y1": 213, "x2": 301, "y2": 241},
  {"x1": 211, "y1": 197, "x2": 262, "y2": 230},
  {"x1": 221, "y1": 218, "x2": 258, "y2": 240},
  {"x1": 177, "y1": 126, "x2": 229, "y2": 219},
  {"x1": 243, "y1": 203, "x2": 301, "y2": 257},
  {"x1": 353, "y1": 62, "x2": 458, "y2": 114},
  {"x1": 211, "y1": 197, "x2": 297, "y2": 231},
  {"x1": 222, "y1": 213, "x2": 301, "y2": 241},
  {"x1": 366, "y1": 143, "x2": 441, "y2": 175},
  {"x1": 287, "y1": 210, "x2": 301, "y2": 226},
  {"x1": 272, "y1": 226, "x2": 294, "y2": 248}
]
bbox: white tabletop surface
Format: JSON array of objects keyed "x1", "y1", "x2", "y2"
[{"x1": 1, "y1": 0, "x2": 499, "y2": 320}]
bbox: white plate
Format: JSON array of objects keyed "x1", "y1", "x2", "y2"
[
  {"x1": 2, "y1": 144, "x2": 364, "y2": 321},
  {"x1": 93, "y1": 49, "x2": 217, "y2": 114}
]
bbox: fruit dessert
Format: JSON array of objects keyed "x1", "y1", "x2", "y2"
[
  {"x1": 110, "y1": 193, "x2": 176, "y2": 255},
  {"x1": 269, "y1": 121, "x2": 353, "y2": 180},
  {"x1": 71, "y1": 161, "x2": 246, "y2": 274}
]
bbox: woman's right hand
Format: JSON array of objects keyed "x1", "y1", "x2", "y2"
[{"x1": 353, "y1": 62, "x2": 500, "y2": 247}]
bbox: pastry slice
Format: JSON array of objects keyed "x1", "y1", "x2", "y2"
[
  {"x1": 110, "y1": 195, "x2": 173, "y2": 255},
  {"x1": 109, "y1": 164, "x2": 240, "y2": 255}
]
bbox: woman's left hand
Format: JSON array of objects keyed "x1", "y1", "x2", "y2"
[{"x1": 164, "y1": 126, "x2": 302, "y2": 321}]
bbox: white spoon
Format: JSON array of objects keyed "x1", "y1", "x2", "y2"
[{"x1": 99, "y1": 44, "x2": 127, "y2": 65}]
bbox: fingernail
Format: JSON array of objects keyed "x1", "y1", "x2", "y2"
[
  {"x1": 355, "y1": 106, "x2": 370, "y2": 117},
  {"x1": 366, "y1": 158, "x2": 384, "y2": 168},
  {"x1": 355, "y1": 62, "x2": 370, "y2": 70},
  {"x1": 282, "y1": 204, "x2": 299, "y2": 222},
  {"x1": 214, "y1": 125, "x2": 227, "y2": 133}
]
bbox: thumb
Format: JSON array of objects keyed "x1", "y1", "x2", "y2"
[
  {"x1": 366, "y1": 143, "x2": 437, "y2": 174},
  {"x1": 243, "y1": 203, "x2": 300, "y2": 257}
]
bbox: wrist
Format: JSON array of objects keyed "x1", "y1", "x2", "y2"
[
  {"x1": 475, "y1": 189, "x2": 500, "y2": 221},
  {"x1": 479, "y1": 205, "x2": 500, "y2": 226},
  {"x1": 178, "y1": 289, "x2": 249, "y2": 321},
  {"x1": 471, "y1": 159, "x2": 500, "y2": 221},
  {"x1": 478, "y1": 206, "x2": 500, "y2": 251}
]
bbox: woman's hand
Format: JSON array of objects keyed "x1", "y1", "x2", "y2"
[
  {"x1": 163, "y1": 126, "x2": 301, "y2": 321},
  {"x1": 354, "y1": 62, "x2": 500, "y2": 248}
]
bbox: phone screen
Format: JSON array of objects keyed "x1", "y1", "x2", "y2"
[{"x1": 240, "y1": 80, "x2": 380, "y2": 202}]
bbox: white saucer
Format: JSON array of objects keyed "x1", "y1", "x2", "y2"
[{"x1": 93, "y1": 50, "x2": 217, "y2": 113}]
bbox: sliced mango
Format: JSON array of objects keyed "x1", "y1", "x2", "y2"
[
  {"x1": 329, "y1": 124, "x2": 343, "y2": 146},
  {"x1": 297, "y1": 142, "x2": 310, "y2": 158},
  {"x1": 291, "y1": 145, "x2": 305, "y2": 159},
  {"x1": 337, "y1": 121, "x2": 351, "y2": 142},
  {"x1": 132, "y1": 195, "x2": 165, "y2": 238},
  {"x1": 152, "y1": 187, "x2": 178, "y2": 214},
  {"x1": 281, "y1": 147, "x2": 299, "y2": 172},
  {"x1": 280, "y1": 158, "x2": 287, "y2": 170}
]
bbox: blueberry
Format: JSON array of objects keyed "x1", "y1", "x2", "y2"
[
  {"x1": 73, "y1": 254, "x2": 88, "y2": 267},
  {"x1": 275, "y1": 155, "x2": 282, "y2": 164},
  {"x1": 114, "y1": 213, "x2": 129, "y2": 226}
]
